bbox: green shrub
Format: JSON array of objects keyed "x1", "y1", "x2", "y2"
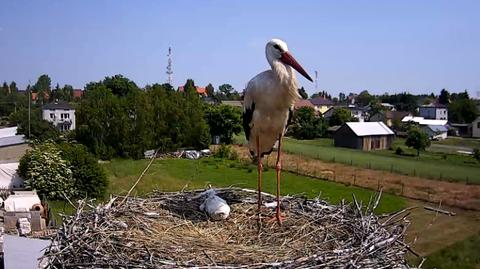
[
  {"x1": 19, "y1": 142, "x2": 76, "y2": 200},
  {"x1": 473, "y1": 148, "x2": 480, "y2": 162},
  {"x1": 395, "y1": 147, "x2": 404, "y2": 155},
  {"x1": 19, "y1": 142, "x2": 108, "y2": 200},
  {"x1": 214, "y1": 144, "x2": 238, "y2": 160},
  {"x1": 58, "y1": 143, "x2": 108, "y2": 198}
]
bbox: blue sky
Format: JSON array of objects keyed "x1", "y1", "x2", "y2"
[{"x1": 0, "y1": 1, "x2": 479, "y2": 97}]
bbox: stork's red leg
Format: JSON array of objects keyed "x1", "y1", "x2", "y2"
[
  {"x1": 256, "y1": 135, "x2": 263, "y2": 211},
  {"x1": 273, "y1": 134, "x2": 286, "y2": 225}
]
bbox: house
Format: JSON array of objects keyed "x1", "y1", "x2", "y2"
[
  {"x1": 472, "y1": 116, "x2": 480, "y2": 138},
  {"x1": 401, "y1": 116, "x2": 448, "y2": 126},
  {"x1": 178, "y1": 86, "x2": 207, "y2": 96},
  {"x1": 421, "y1": 125, "x2": 448, "y2": 140},
  {"x1": 369, "y1": 111, "x2": 411, "y2": 128},
  {"x1": 294, "y1": 99, "x2": 314, "y2": 110},
  {"x1": 0, "y1": 126, "x2": 28, "y2": 161},
  {"x1": 73, "y1": 89, "x2": 84, "y2": 99},
  {"x1": 42, "y1": 101, "x2": 76, "y2": 131},
  {"x1": 449, "y1": 123, "x2": 472, "y2": 137},
  {"x1": 419, "y1": 103, "x2": 448, "y2": 120},
  {"x1": 309, "y1": 97, "x2": 333, "y2": 114},
  {"x1": 333, "y1": 122, "x2": 394, "y2": 150},
  {"x1": 348, "y1": 106, "x2": 369, "y2": 122},
  {"x1": 380, "y1": 103, "x2": 396, "y2": 111},
  {"x1": 322, "y1": 105, "x2": 369, "y2": 122}
]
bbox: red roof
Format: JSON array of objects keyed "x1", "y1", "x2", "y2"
[
  {"x1": 31, "y1": 92, "x2": 49, "y2": 101},
  {"x1": 178, "y1": 86, "x2": 207, "y2": 96},
  {"x1": 73, "y1": 89, "x2": 83, "y2": 98},
  {"x1": 310, "y1": 97, "x2": 334, "y2": 106},
  {"x1": 294, "y1": 99, "x2": 314, "y2": 109}
]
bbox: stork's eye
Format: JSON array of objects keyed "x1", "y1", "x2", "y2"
[{"x1": 273, "y1": 44, "x2": 282, "y2": 51}]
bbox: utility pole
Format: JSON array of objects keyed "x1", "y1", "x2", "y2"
[
  {"x1": 28, "y1": 80, "x2": 31, "y2": 138},
  {"x1": 166, "y1": 47, "x2": 173, "y2": 86}
]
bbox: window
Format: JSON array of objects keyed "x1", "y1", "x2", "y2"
[
  {"x1": 61, "y1": 113, "x2": 70, "y2": 119},
  {"x1": 50, "y1": 113, "x2": 55, "y2": 119},
  {"x1": 478, "y1": 122, "x2": 480, "y2": 128}
]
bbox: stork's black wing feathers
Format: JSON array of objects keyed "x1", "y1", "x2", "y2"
[{"x1": 242, "y1": 102, "x2": 255, "y2": 141}]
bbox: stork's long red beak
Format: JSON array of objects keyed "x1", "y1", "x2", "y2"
[{"x1": 280, "y1": 52, "x2": 313, "y2": 82}]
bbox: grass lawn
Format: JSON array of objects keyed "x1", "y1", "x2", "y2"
[
  {"x1": 234, "y1": 135, "x2": 480, "y2": 184},
  {"x1": 411, "y1": 233, "x2": 480, "y2": 269},
  {"x1": 102, "y1": 157, "x2": 405, "y2": 214},
  {"x1": 433, "y1": 136, "x2": 480, "y2": 149}
]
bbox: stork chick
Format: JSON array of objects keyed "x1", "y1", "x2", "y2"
[{"x1": 243, "y1": 39, "x2": 312, "y2": 224}]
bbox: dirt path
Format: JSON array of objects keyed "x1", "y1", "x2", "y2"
[{"x1": 233, "y1": 146, "x2": 480, "y2": 211}]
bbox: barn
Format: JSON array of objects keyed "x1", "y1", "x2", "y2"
[{"x1": 333, "y1": 122, "x2": 394, "y2": 150}]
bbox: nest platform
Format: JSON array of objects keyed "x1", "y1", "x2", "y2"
[{"x1": 43, "y1": 188, "x2": 416, "y2": 268}]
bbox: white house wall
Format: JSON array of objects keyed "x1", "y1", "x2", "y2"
[{"x1": 42, "y1": 108, "x2": 76, "y2": 131}]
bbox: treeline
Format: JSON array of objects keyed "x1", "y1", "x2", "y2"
[{"x1": 75, "y1": 75, "x2": 211, "y2": 160}]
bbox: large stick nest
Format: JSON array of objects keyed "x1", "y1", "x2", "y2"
[{"x1": 42, "y1": 188, "x2": 418, "y2": 268}]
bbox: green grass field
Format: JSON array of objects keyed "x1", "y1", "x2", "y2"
[
  {"x1": 101, "y1": 157, "x2": 405, "y2": 214},
  {"x1": 433, "y1": 136, "x2": 480, "y2": 149},
  {"x1": 235, "y1": 135, "x2": 480, "y2": 184},
  {"x1": 411, "y1": 233, "x2": 480, "y2": 269}
]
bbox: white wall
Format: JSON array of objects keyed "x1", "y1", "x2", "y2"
[
  {"x1": 436, "y1": 108, "x2": 448, "y2": 120},
  {"x1": 473, "y1": 117, "x2": 480, "y2": 138},
  {"x1": 42, "y1": 108, "x2": 76, "y2": 131}
]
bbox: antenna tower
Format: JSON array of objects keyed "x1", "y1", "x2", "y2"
[{"x1": 166, "y1": 47, "x2": 173, "y2": 85}]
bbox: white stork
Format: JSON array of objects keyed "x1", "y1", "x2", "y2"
[{"x1": 243, "y1": 39, "x2": 312, "y2": 224}]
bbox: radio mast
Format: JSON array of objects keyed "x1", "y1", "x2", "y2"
[{"x1": 166, "y1": 47, "x2": 173, "y2": 85}]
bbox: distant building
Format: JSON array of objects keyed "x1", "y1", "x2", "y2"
[
  {"x1": 73, "y1": 89, "x2": 84, "y2": 99},
  {"x1": 420, "y1": 125, "x2": 448, "y2": 140},
  {"x1": 309, "y1": 97, "x2": 333, "y2": 114},
  {"x1": 401, "y1": 116, "x2": 448, "y2": 126},
  {"x1": 0, "y1": 126, "x2": 28, "y2": 161},
  {"x1": 369, "y1": 111, "x2": 411, "y2": 128},
  {"x1": 322, "y1": 105, "x2": 369, "y2": 122},
  {"x1": 418, "y1": 104, "x2": 448, "y2": 120},
  {"x1": 472, "y1": 116, "x2": 480, "y2": 138},
  {"x1": 294, "y1": 99, "x2": 314, "y2": 110},
  {"x1": 348, "y1": 106, "x2": 369, "y2": 122},
  {"x1": 178, "y1": 86, "x2": 207, "y2": 96},
  {"x1": 42, "y1": 101, "x2": 76, "y2": 131},
  {"x1": 333, "y1": 122, "x2": 394, "y2": 150}
]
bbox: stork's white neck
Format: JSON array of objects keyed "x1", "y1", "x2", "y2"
[{"x1": 269, "y1": 58, "x2": 299, "y2": 102}]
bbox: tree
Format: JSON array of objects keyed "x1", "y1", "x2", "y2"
[
  {"x1": 33, "y1": 74, "x2": 52, "y2": 104},
  {"x1": 329, "y1": 108, "x2": 355, "y2": 126},
  {"x1": 219, "y1": 84, "x2": 233, "y2": 97},
  {"x1": 18, "y1": 142, "x2": 76, "y2": 200},
  {"x1": 204, "y1": 104, "x2": 242, "y2": 144},
  {"x1": 405, "y1": 127, "x2": 430, "y2": 156},
  {"x1": 448, "y1": 98, "x2": 478, "y2": 123},
  {"x1": 76, "y1": 77, "x2": 211, "y2": 159},
  {"x1": 438, "y1": 89, "x2": 450, "y2": 105},
  {"x1": 86, "y1": 75, "x2": 139, "y2": 97},
  {"x1": 473, "y1": 148, "x2": 480, "y2": 162},
  {"x1": 339, "y1": 92, "x2": 346, "y2": 103},
  {"x1": 1, "y1": 82, "x2": 9, "y2": 95},
  {"x1": 357, "y1": 90, "x2": 374, "y2": 106},
  {"x1": 206, "y1": 83, "x2": 215, "y2": 97},
  {"x1": 289, "y1": 107, "x2": 326, "y2": 139},
  {"x1": 58, "y1": 143, "x2": 108, "y2": 198},
  {"x1": 9, "y1": 107, "x2": 60, "y2": 141},
  {"x1": 9, "y1": 81, "x2": 17, "y2": 94},
  {"x1": 298, "y1": 87, "x2": 308, "y2": 99}
]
